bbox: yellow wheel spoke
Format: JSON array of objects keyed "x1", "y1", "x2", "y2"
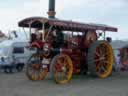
[
  {"x1": 26, "y1": 54, "x2": 48, "y2": 81},
  {"x1": 94, "y1": 42, "x2": 113, "y2": 78},
  {"x1": 53, "y1": 54, "x2": 73, "y2": 84}
]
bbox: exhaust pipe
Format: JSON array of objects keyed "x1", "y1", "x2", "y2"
[{"x1": 47, "y1": 0, "x2": 56, "y2": 19}]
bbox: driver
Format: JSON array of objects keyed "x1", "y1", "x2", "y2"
[
  {"x1": 52, "y1": 29, "x2": 64, "y2": 48},
  {"x1": 35, "y1": 29, "x2": 42, "y2": 41}
]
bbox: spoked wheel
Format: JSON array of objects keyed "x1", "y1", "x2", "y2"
[
  {"x1": 87, "y1": 41, "x2": 113, "y2": 78},
  {"x1": 26, "y1": 54, "x2": 48, "y2": 81},
  {"x1": 50, "y1": 54, "x2": 73, "y2": 84},
  {"x1": 16, "y1": 64, "x2": 24, "y2": 72},
  {"x1": 4, "y1": 66, "x2": 13, "y2": 73}
]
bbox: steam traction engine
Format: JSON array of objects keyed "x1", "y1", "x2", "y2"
[{"x1": 18, "y1": 17, "x2": 117, "y2": 84}]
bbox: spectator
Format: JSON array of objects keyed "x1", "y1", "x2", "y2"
[{"x1": 116, "y1": 54, "x2": 121, "y2": 71}]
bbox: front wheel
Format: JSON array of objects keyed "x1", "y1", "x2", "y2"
[
  {"x1": 4, "y1": 66, "x2": 13, "y2": 73},
  {"x1": 50, "y1": 54, "x2": 73, "y2": 84},
  {"x1": 16, "y1": 64, "x2": 24, "y2": 72},
  {"x1": 26, "y1": 54, "x2": 48, "y2": 81},
  {"x1": 87, "y1": 41, "x2": 113, "y2": 78}
]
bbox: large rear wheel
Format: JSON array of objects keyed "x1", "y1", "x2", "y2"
[
  {"x1": 26, "y1": 54, "x2": 48, "y2": 81},
  {"x1": 50, "y1": 54, "x2": 73, "y2": 84},
  {"x1": 87, "y1": 41, "x2": 113, "y2": 78}
]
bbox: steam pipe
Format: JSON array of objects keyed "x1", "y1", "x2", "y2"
[{"x1": 47, "y1": 0, "x2": 56, "y2": 19}]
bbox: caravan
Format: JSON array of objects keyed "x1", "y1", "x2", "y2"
[{"x1": 0, "y1": 39, "x2": 36, "y2": 73}]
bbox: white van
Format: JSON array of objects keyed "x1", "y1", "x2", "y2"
[{"x1": 0, "y1": 39, "x2": 36, "y2": 73}]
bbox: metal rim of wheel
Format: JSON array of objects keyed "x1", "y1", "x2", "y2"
[
  {"x1": 26, "y1": 54, "x2": 48, "y2": 81},
  {"x1": 50, "y1": 54, "x2": 73, "y2": 84},
  {"x1": 87, "y1": 41, "x2": 113, "y2": 78}
]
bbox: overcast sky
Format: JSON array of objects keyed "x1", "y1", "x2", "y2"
[{"x1": 0, "y1": 0, "x2": 128, "y2": 40}]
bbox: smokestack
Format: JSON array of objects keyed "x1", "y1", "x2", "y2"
[{"x1": 47, "y1": 0, "x2": 56, "y2": 19}]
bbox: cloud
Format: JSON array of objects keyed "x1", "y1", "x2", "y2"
[
  {"x1": 0, "y1": 0, "x2": 47, "y2": 33},
  {"x1": 0, "y1": 0, "x2": 127, "y2": 40},
  {"x1": 0, "y1": 0, "x2": 67, "y2": 33},
  {"x1": 56, "y1": 0, "x2": 126, "y2": 18}
]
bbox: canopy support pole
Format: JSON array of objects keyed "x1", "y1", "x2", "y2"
[{"x1": 103, "y1": 31, "x2": 106, "y2": 40}]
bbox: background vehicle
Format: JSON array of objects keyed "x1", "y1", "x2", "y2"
[
  {"x1": 0, "y1": 39, "x2": 36, "y2": 73},
  {"x1": 18, "y1": 17, "x2": 117, "y2": 84},
  {"x1": 119, "y1": 45, "x2": 128, "y2": 71}
]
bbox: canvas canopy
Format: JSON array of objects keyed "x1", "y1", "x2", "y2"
[{"x1": 18, "y1": 17, "x2": 117, "y2": 32}]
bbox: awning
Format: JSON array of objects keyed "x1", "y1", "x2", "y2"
[{"x1": 18, "y1": 16, "x2": 117, "y2": 32}]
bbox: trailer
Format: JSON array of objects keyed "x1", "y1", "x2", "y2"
[{"x1": 0, "y1": 39, "x2": 36, "y2": 73}]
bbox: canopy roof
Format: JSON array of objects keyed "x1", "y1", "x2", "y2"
[{"x1": 18, "y1": 17, "x2": 117, "y2": 32}]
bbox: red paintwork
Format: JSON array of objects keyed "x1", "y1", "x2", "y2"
[
  {"x1": 31, "y1": 41, "x2": 44, "y2": 49},
  {"x1": 60, "y1": 36, "x2": 84, "y2": 74}
]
